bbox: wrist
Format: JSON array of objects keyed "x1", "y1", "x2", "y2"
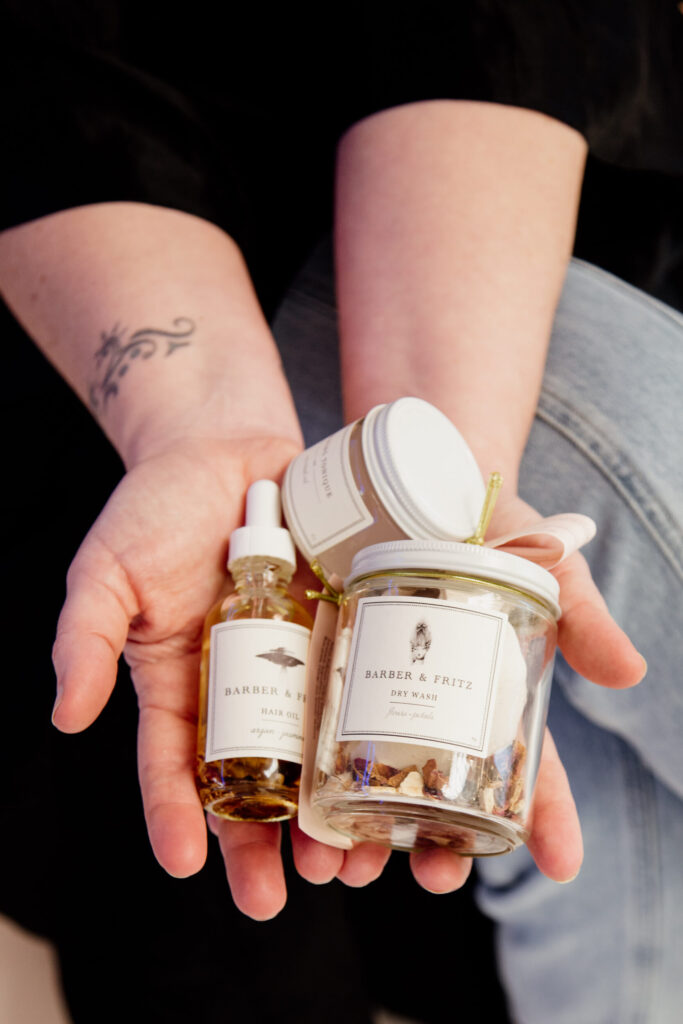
[
  {"x1": 442, "y1": 416, "x2": 523, "y2": 494},
  {"x1": 1, "y1": 203, "x2": 305, "y2": 470},
  {"x1": 344, "y1": 385, "x2": 523, "y2": 493},
  {"x1": 115, "y1": 386, "x2": 304, "y2": 471},
  {"x1": 337, "y1": 101, "x2": 586, "y2": 501}
]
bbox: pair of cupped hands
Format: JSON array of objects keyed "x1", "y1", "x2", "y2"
[{"x1": 51, "y1": 432, "x2": 646, "y2": 921}]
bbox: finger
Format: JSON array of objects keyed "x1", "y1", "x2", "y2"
[
  {"x1": 215, "y1": 820, "x2": 287, "y2": 921},
  {"x1": 409, "y1": 849, "x2": 472, "y2": 893},
  {"x1": 136, "y1": 658, "x2": 208, "y2": 879},
  {"x1": 555, "y1": 553, "x2": 646, "y2": 689},
  {"x1": 52, "y1": 554, "x2": 136, "y2": 732},
  {"x1": 289, "y1": 819, "x2": 345, "y2": 883},
  {"x1": 335, "y1": 842, "x2": 392, "y2": 887},
  {"x1": 526, "y1": 729, "x2": 583, "y2": 883}
]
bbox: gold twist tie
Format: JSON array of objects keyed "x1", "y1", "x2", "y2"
[
  {"x1": 305, "y1": 559, "x2": 342, "y2": 605},
  {"x1": 464, "y1": 472, "x2": 503, "y2": 545}
]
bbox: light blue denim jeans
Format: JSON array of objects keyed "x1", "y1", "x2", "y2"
[{"x1": 272, "y1": 247, "x2": 683, "y2": 1024}]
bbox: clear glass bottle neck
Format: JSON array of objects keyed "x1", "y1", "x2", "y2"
[{"x1": 230, "y1": 557, "x2": 293, "y2": 592}]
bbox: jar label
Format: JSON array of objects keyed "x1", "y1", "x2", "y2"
[
  {"x1": 336, "y1": 597, "x2": 506, "y2": 755},
  {"x1": 282, "y1": 422, "x2": 373, "y2": 556},
  {"x1": 206, "y1": 620, "x2": 310, "y2": 763}
]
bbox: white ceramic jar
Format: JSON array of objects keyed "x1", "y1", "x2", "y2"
[{"x1": 281, "y1": 397, "x2": 486, "y2": 579}]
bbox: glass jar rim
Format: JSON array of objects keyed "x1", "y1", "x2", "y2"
[{"x1": 346, "y1": 539, "x2": 561, "y2": 618}]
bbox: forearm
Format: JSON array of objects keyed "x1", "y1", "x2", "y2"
[
  {"x1": 335, "y1": 101, "x2": 587, "y2": 486},
  {"x1": 0, "y1": 202, "x2": 302, "y2": 468}
]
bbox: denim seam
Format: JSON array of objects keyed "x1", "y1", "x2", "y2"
[
  {"x1": 553, "y1": 658, "x2": 664, "y2": 1022},
  {"x1": 536, "y1": 387, "x2": 683, "y2": 584},
  {"x1": 619, "y1": 744, "x2": 663, "y2": 1024}
]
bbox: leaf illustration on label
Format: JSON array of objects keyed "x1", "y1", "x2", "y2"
[
  {"x1": 256, "y1": 646, "x2": 305, "y2": 669},
  {"x1": 410, "y1": 621, "x2": 432, "y2": 664}
]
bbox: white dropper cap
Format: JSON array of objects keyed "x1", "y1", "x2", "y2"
[{"x1": 228, "y1": 480, "x2": 297, "y2": 574}]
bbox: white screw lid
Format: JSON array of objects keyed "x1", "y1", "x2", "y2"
[
  {"x1": 228, "y1": 480, "x2": 296, "y2": 572},
  {"x1": 347, "y1": 539, "x2": 561, "y2": 617},
  {"x1": 361, "y1": 398, "x2": 486, "y2": 542}
]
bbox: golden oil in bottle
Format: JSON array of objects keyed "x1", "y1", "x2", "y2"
[{"x1": 196, "y1": 480, "x2": 312, "y2": 822}]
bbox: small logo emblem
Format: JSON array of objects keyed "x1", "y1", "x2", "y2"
[
  {"x1": 410, "y1": 621, "x2": 432, "y2": 663},
  {"x1": 256, "y1": 647, "x2": 305, "y2": 670}
]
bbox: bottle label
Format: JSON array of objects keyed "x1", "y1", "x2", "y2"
[
  {"x1": 282, "y1": 422, "x2": 373, "y2": 557},
  {"x1": 206, "y1": 620, "x2": 311, "y2": 764},
  {"x1": 336, "y1": 596, "x2": 506, "y2": 755}
]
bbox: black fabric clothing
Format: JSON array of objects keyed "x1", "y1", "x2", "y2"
[{"x1": 4, "y1": 1, "x2": 683, "y2": 313}]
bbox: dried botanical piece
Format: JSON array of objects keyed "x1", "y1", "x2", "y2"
[
  {"x1": 385, "y1": 766, "x2": 418, "y2": 788},
  {"x1": 397, "y1": 771, "x2": 424, "y2": 797},
  {"x1": 335, "y1": 747, "x2": 351, "y2": 775},
  {"x1": 316, "y1": 737, "x2": 528, "y2": 828},
  {"x1": 421, "y1": 758, "x2": 449, "y2": 795},
  {"x1": 351, "y1": 757, "x2": 420, "y2": 788},
  {"x1": 497, "y1": 740, "x2": 527, "y2": 819},
  {"x1": 480, "y1": 786, "x2": 496, "y2": 815}
]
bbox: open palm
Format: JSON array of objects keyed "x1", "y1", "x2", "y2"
[
  {"x1": 51, "y1": 442, "x2": 645, "y2": 918},
  {"x1": 51, "y1": 435, "x2": 387, "y2": 918}
]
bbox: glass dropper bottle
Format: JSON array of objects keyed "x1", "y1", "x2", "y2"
[{"x1": 195, "y1": 480, "x2": 313, "y2": 822}]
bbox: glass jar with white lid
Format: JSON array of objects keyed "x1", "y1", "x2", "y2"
[
  {"x1": 281, "y1": 397, "x2": 486, "y2": 580},
  {"x1": 311, "y1": 539, "x2": 560, "y2": 857}
]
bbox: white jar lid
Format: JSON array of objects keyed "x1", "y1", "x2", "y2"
[
  {"x1": 361, "y1": 398, "x2": 486, "y2": 542},
  {"x1": 347, "y1": 539, "x2": 561, "y2": 617}
]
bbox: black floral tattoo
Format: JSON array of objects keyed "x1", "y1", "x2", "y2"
[{"x1": 89, "y1": 317, "x2": 195, "y2": 412}]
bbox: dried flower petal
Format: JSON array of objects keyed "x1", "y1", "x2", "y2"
[
  {"x1": 422, "y1": 758, "x2": 448, "y2": 794},
  {"x1": 385, "y1": 765, "x2": 418, "y2": 788}
]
